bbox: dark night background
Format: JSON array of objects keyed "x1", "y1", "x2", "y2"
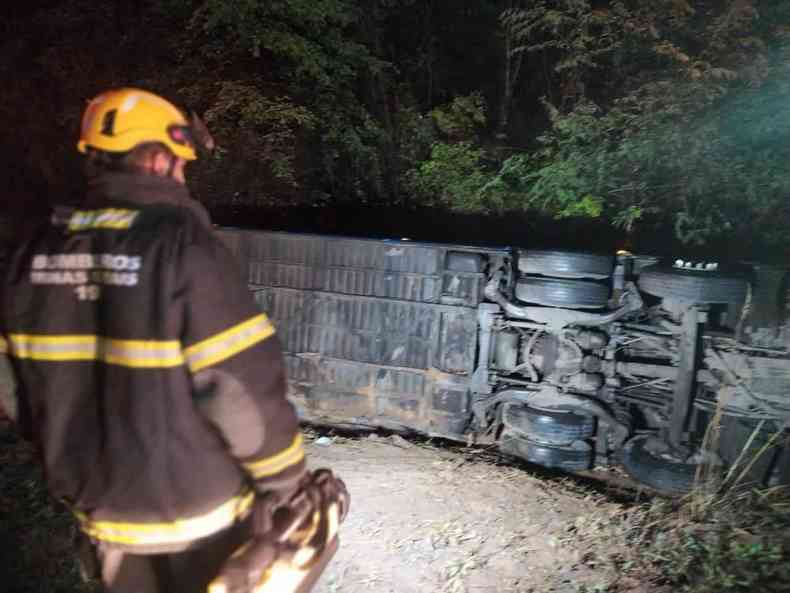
[{"x1": 1, "y1": 1, "x2": 789, "y2": 261}]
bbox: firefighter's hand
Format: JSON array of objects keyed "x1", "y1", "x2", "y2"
[
  {"x1": 249, "y1": 468, "x2": 349, "y2": 541},
  {"x1": 305, "y1": 468, "x2": 349, "y2": 523},
  {"x1": 209, "y1": 469, "x2": 349, "y2": 593}
]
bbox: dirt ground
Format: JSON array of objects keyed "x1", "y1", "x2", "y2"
[
  {"x1": 1, "y1": 423, "x2": 648, "y2": 593},
  {"x1": 306, "y1": 431, "x2": 632, "y2": 593}
]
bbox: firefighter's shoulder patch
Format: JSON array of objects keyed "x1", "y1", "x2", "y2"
[{"x1": 67, "y1": 208, "x2": 140, "y2": 232}]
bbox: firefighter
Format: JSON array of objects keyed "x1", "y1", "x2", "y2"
[{"x1": 0, "y1": 88, "x2": 340, "y2": 593}]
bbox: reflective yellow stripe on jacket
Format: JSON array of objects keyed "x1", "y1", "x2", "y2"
[
  {"x1": 74, "y1": 489, "x2": 255, "y2": 546},
  {"x1": 6, "y1": 334, "x2": 184, "y2": 367},
  {"x1": 4, "y1": 314, "x2": 275, "y2": 370},
  {"x1": 243, "y1": 434, "x2": 305, "y2": 479},
  {"x1": 68, "y1": 208, "x2": 139, "y2": 231},
  {"x1": 184, "y1": 314, "x2": 276, "y2": 373}
]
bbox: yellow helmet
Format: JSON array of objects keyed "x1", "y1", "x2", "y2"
[{"x1": 77, "y1": 88, "x2": 198, "y2": 161}]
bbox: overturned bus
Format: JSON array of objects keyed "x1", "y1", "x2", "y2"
[{"x1": 218, "y1": 229, "x2": 790, "y2": 494}]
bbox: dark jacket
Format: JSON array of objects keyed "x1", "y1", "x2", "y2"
[{"x1": 0, "y1": 173, "x2": 305, "y2": 553}]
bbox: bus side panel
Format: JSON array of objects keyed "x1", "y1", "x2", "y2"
[{"x1": 218, "y1": 229, "x2": 479, "y2": 439}]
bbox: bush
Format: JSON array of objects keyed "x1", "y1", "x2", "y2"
[{"x1": 0, "y1": 426, "x2": 95, "y2": 593}]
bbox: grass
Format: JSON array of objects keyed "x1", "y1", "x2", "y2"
[
  {"x1": 0, "y1": 423, "x2": 94, "y2": 593},
  {"x1": 627, "y1": 487, "x2": 789, "y2": 592},
  {"x1": 569, "y1": 414, "x2": 790, "y2": 593},
  {"x1": 642, "y1": 398, "x2": 790, "y2": 592},
  {"x1": 565, "y1": 487, "x2": 790, "y2": 592}
]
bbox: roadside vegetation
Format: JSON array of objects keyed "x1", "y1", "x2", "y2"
[
  {"x1": 0, "y1": 424, "x2": 93, "y2": 593},
  {"x1": 571, "y1": 483, "x2": 790, "y2": 593},
  {"x1": 635, "y1": 487, "x2": 789, "y2": 592},
  {"x1": 572, "y1": 409, "x2": 790, "y2": 593},
  {"x1": 2, "y1": 1, "x2": 789, "y2": 258}
]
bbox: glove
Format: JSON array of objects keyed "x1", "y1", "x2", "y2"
[{"x1": 208, "y1": 469, "x2": 349, "y2": 593}]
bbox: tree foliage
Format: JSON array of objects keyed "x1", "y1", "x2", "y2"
[
  {"x1": 2, "y1": 0, "x2": 789, "y2": 256},
  {"x1": 181, "y1": 81, "x2": 315, "y2": 206},
  {"x1": 484, "y1": 0, "x2": 790, "y2": 253},
  {"x1": 191, "y1": 0, "x2": 371, "y2": 85}
]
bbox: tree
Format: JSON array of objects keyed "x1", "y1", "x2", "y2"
[
  {"x1": 480, "y1": 0, "x2": 790, "y2": 255},
  {"x1": 497, "y1": 1, "x2": 529, "y2": 138}
]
